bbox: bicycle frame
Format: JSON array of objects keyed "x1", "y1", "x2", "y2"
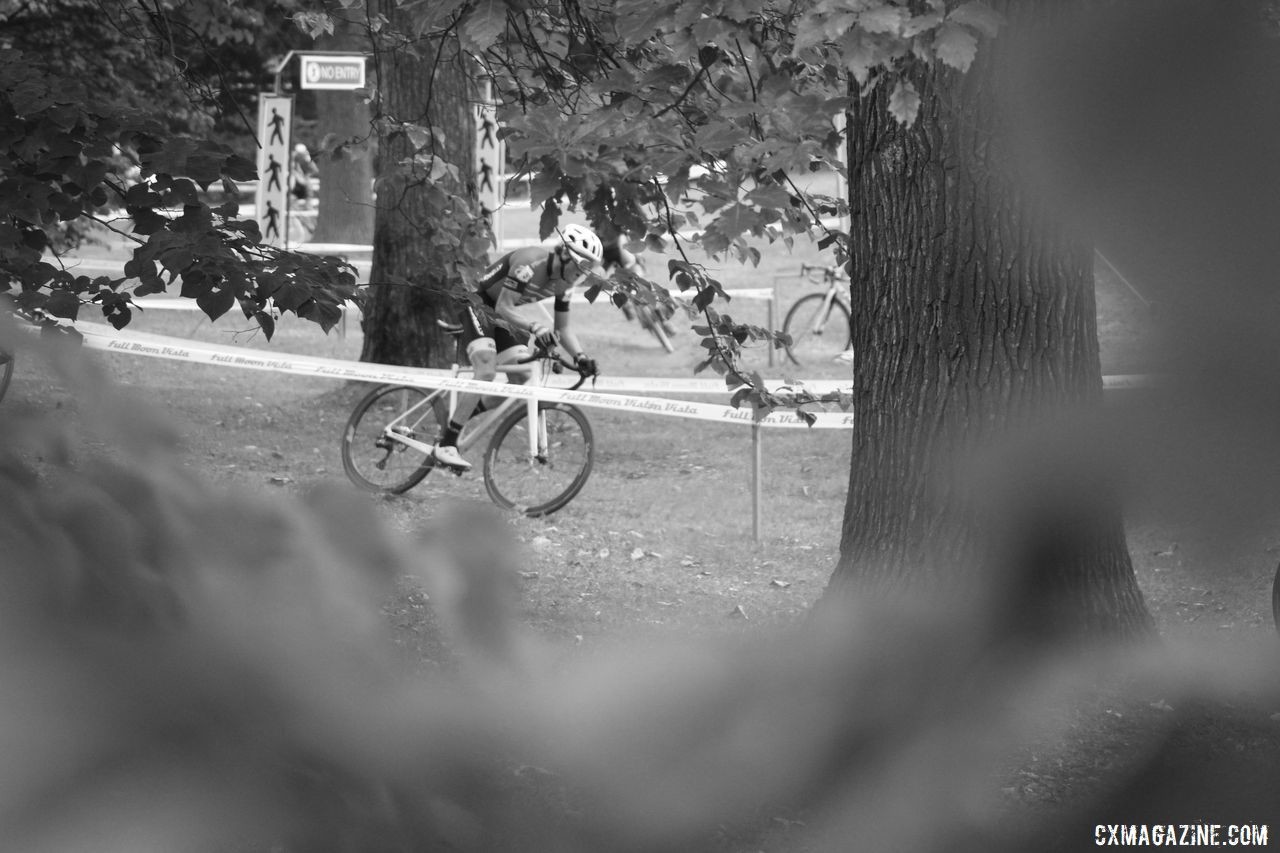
[
  {"x1": 807, "y1": 286, "x2": 844, "y2": 334},
  {"x1": 377, "y1": 361, "x2": 547, "y2": 461}
]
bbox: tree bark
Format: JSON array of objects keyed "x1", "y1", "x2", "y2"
[
  {"x1": 309, "y1": 20, "x2": 375, "y2": 246},
  {"x1": 826, "y1": 17, "x2": 1151, "y2": 638},
  {"x1": 359, "y1": 16, "x2": 475, "y2": 369}
]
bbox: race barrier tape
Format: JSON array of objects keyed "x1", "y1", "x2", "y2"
[
  {"x1": 73, "y1": 322, "x2": 858, "y2": 430},
  {"x1": 70, "y1": 322, "x2": 1149, "y2": 430}
]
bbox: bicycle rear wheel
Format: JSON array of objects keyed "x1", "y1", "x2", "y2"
[
  {"x1": 484, "y1": 402, "x2": 593, "y2": 517},
  {"x1": 783, "y1": 292, "x2": 852, "y2": 366},
  {"x1": 342, "y1": 384, "x2": 445, "y2": 494}
]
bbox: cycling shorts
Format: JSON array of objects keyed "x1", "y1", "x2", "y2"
[{"x1": 456, "y1": 298, "x2": 526, "y2": 356}]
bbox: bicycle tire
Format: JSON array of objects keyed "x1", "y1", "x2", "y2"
[
  {"x1": 782, "y1": 291, "x2": 852, "y2": 366},
  {"x1": 0, "y1": 349, "x2": 12, "y2": 404},
  {"x1": 484, "y1": 401, "x2": 594, "y2": 517},
  {"x1": 341, "y1": 384, "x2": 445, "y2": 494}
]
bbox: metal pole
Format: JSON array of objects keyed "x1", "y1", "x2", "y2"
[
  {"x1": 766, "y1": 288, "x2": 775, "y2": 367},
  {"x1": 752, "y1": 423, "x2": 762, "y2": 542},
  {"x1": 273, "y1": 51, "x2": 297, "y2": 96}
]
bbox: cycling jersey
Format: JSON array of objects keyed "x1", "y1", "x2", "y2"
[{"x1": 477, "y1": 246, "x2": 575, "y2": 311}]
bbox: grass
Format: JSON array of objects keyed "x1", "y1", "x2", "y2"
[{"x1": 7, "y1": 234, "x2": 1280, "y2": 849}]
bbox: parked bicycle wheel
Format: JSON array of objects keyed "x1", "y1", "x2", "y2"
[
  {"x1": 782, "y1": 292, "x2": 852, "y2": 366},
  {"x1": 342, "y1": 384, "x2": 445, "y2": 494},
  {"x1": 0, "y1": 348, "x2": 12, "y2": 404},
  {"x1": 484, "y1": 402, "x2": 593, "y2": 517}
]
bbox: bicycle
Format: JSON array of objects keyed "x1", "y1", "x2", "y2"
[
  {"x1": 340, "y1": 324, "x2": 597, "y2": 517},
  {"x1": 781, "y1": 263, "x2": 852, "y2": 367},
  {"x1": 621, "y1": 300, "x2": 676, "y2": 353}
]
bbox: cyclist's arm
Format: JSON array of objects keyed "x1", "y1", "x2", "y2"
[
  {"x1": 493, "y1": 285, "x2": 553, "y2": 337},
  {"x1": 552, "y1": 296, "x2": 585, "y2": 361}
]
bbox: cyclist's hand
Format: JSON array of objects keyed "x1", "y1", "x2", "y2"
[
  {"x1": 531, "y1": 326, "x2": 558, "y2": 351},
  {"x1": 574, "y1": 354, "x2": 598, "y2": 377}
]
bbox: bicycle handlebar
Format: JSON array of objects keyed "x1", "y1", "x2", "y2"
[
  {"x1": 800, "y1": 263, "x2": 848, "y2": 279},
  {"x1": 516, "y1": 345, "x2": 598, "y2": 391}
]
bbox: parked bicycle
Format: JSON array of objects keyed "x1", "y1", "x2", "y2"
[
  {"x1": 781, "y1": 263, "x2": 852, "y2": 367},
  {"x1": 340, "y1": 323, "x2": 596, "y2": 517}
]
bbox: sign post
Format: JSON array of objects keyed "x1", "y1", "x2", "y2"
[
  {"x1": 255, "y1": 94, "x2": 293, "y2": 247},
  {"x1": 475, "y1": 79, "x2": 504, "y2": 248}
]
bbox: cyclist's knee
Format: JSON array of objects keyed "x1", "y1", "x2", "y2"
[
  {"x1": 497, "y1": 345, "x2": 530, "y2": 384},
  {"x1": 467, "y1": 338, "x2": 498, "y2": 381}
]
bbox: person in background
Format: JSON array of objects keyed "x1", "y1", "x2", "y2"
[
  {"x1": 602, "y1": 240, "x2": 677, "y2": 338},
  {"x1": 290, "y1": 143, "x2": 319, "y2": 209}
]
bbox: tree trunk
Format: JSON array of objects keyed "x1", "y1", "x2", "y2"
[
  {"x1": 310, "y1": 22, "x2": 375, "y2": 246},
  {"x1": 359, "y1": 17, "x2": 474, "y2": 368},
  {"x1": 826, "y1": 20, "x2": 1151, "y2": 638}
]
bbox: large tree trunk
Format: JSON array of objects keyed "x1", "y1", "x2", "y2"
[
  {"x1": 359, "y1": 19, "x2": 474, "y2": 368},
  {"x1": 310, "y1": 20, "x2": 375, "y2": 246},
  {"x1": 826, "y1": 21, "x2": 1150, "y2": 638}
]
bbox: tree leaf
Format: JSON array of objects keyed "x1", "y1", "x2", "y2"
[
  {"x1": 948, "y1": 2, "x2": 1004, "y2": 38},
  {"x1": 461, "y1": 0, "x2": 508, "y2": 51},
  {"x1": 888, "y1": 80, "x2": 921, "y2": 127},
  {"x1": 933, "y1": 22, "x2": 978, "y2": 72},
  {"x1": 196, "y1": 285, "x2": 235, "y2": 321},
  {"x1": 859, "y1": 5, "x2": 905, "y2": 35}
]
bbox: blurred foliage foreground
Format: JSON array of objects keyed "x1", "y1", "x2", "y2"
[{"x1": 2, "y1": 317, "x2": 1280, "y2": 853}]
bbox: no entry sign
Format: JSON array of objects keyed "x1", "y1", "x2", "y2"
[{"x1": 299, "y1": 55, "x2": 366, "y2": 90}]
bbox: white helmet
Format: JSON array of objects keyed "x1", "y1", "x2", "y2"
[{"x1": 559, "y1": 224, "x2": 604, "y2": 266}]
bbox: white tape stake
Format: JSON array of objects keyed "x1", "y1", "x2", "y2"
[{"x1": 752, "y1": 423, "x2": 763, "y2": 542}]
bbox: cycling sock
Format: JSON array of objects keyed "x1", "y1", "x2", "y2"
[{"x1": 440, "y1": 421, "x2": 463, "y2": 447}]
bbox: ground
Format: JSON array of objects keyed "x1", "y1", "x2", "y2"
[{"x1": 7, "y1": 231, "x2": 1280, "y2": 849}]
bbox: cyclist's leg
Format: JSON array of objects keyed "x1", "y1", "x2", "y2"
[
  {"x1": 496, "y1": 336, "x2": 532, "y2": 387},
  {"x1": 435, "y1": 305, "x2": 499, "y2": 468}
]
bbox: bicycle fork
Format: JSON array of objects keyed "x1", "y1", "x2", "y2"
[
  {"x1": 812, "y1": 289, "x2": 840, "y2": 335},
  {"x1": 527, "y1": 397, "x2": 548, "y2": 464}
]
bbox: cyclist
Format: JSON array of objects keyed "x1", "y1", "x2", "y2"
[
  {"x1": 432, "y1": 223, "x2": 602, "y2": 470},
  {"x1": 604, "y1": 240, "x2": 677, "y2": 338}
]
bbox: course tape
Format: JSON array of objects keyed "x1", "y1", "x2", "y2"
[
  {"x1": 71, "y1": 323, "x2": 1151, "y2": 429},
  {"x1": 74, "y1": 323, "x2": 858, "y2": 430}
]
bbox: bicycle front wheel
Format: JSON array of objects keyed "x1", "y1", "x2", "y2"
[
  {"x1": 342, "y1": 384, "x2": 445, "y2": 494},
  {"x1": 783, "y1": 292, "x2": 852, "y2": 366},
  {"x1": 484, "y1": 402, "x2": 594, "y2": 517}
]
